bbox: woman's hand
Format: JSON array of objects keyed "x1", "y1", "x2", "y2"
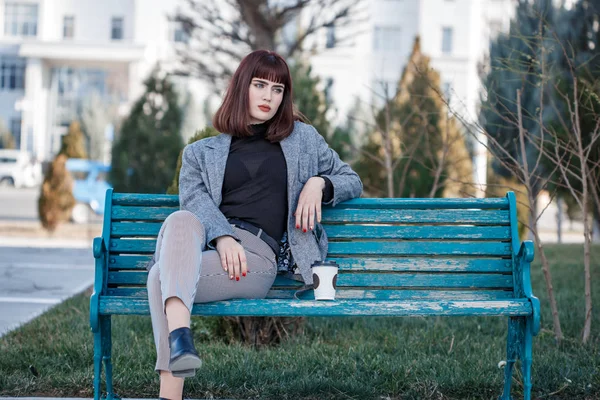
[
  {"x1": 295, "y1": 176, "x2": 325, "y2": 232},
  {"x1": 215, "y1": 236, "x2": 247, "y2": 281}
]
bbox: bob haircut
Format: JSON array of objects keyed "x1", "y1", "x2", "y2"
[{"x1": 213, "y1": 50, "x2": 303, "y2": 142}]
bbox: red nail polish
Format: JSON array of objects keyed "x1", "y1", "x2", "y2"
[
  {"x1": 303, "y1": 228, "x2": 307, "y2": 232},
  {"x1": 243, "y1": 272, "x2": 246, "y2": 277},
  {"x1": 236, "y1": 277, "x2": 240, "y2": 281},
  {"x1": 296, "y1": 225, "x2": 300, "y2": 229}
]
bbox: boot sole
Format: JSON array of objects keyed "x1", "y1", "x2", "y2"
[{"x1": 169, "y1": 353, "x2": 202, "y2": 377}]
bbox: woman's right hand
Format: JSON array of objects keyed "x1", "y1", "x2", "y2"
[{"x1": 215, "y1": 236, "x2": 247, "y2": 281}]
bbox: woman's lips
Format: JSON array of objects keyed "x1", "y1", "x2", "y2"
[{"x1": 258, "y1": 105, "x2": 271, "y2": 112}]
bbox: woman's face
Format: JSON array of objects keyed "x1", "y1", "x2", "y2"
[{"x1": 248, "y1": 77, "x2": 285, "y2": 124}]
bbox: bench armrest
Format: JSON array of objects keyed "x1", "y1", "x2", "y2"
[
  {"x1": 90, "y1": 237, "x2": 107, "y2": 333},
  {"x1": 515, "y1": 240, "x2": 541, "y2": 336}
]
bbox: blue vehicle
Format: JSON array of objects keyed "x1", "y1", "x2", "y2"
[{"x1": 65, "y1": 159, "x2": 112, "y2": 223}]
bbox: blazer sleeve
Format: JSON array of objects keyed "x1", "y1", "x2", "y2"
[
  {"x1": 313, "y1": 128, "x2": 363, "y2": 206},
  {"x1": 179, "y1": 144, "x2": 240, "y2": 249}
]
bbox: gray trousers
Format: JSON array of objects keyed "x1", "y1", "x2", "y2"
[{"x1": 146, "y1": 210, "x2": 277, "y2": 373}]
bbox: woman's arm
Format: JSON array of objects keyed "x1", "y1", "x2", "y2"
[
  {"x1": 179, "y1": 144, "x2": 240, "y2": 249},
  {"x1": 313, "y1": 128, "x2": 363, "y2": 206}
]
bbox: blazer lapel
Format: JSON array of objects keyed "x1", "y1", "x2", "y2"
[
  {"x1": 280, "y1": 127, "x2": 300, "y2": 197},
  {"x1": 205, "y1": 133, "x2": 231, "y2": 205}
]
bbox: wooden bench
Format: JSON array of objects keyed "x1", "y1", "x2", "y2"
[{"x1": 90, "y1": 189, "x2": 540, "y2": 400}]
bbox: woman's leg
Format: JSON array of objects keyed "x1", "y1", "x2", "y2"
[
  {"x1": 147, "y1": 210, "x2": 205, "y2": 399},
  {"x1": 147, "y1": 222, "x2": 277, "y2": 399}
]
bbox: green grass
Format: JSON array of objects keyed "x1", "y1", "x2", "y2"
[{"x1": 1, "y1": 244, "x2": 599, "y2": 399}]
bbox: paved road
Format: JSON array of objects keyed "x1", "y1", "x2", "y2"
[
  {"x1": 0, "y1": 246, "x2": 94, "y2": 337},
  {"x1": 0, "y1": 186, "x2": 102, "y2": 222},
  {"x1": 0, "y1": 187, "x2": 39, "y2": 221}
]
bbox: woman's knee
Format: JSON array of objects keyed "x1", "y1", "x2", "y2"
[{"x1": 163, "y1": 210, "x2": 205, "y2": 235}]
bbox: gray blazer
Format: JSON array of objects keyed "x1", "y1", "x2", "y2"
[{"x1": 179, "y1": 121, "x2": 363, "y2": 286}]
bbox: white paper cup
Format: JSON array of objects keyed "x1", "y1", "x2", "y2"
[{"x1": 312, "y1": 261, "x2": 338, "y2": 300}]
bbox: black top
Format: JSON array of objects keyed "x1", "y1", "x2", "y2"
[{"x1": 220, "y1": 122, "x2": 333, "y2": 242}]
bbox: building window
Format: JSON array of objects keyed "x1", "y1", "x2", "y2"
[
  {"x1": 325, "y1": 24, "x2": 336, "y2": 49},
  {"x1": 4, "y1": 3, "x2": 38, "y2": 37},
  {"x1": 111, "y1": 17, "x2": 124, "y2": 40},
  {"x1": 0, "y1": 57, "x2": 26, "y2": 90},
  {"x1": 442, "y1": 27, "x2": 453, "y2": 54},
  {"x1": 63, "y1": 16, "x2": 75, "y2": 39},
  {"x1": 170, "y1": 21, "x2": 189, "y2": 43},
  {"x1": 373, "y1": 26, "x2": 402, "y2": 51},
  {"x1": 10, "y1": 118, "x2": 21, "y2": 149}
]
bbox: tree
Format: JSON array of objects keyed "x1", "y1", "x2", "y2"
[
  {"x1": 0, "y1": 119, "x2": 16, "y2": 149},
  {"x1": 60, "y1": 121, "x2": 87, "y2": 159},
  {"x1": 110, "y1": 68, "x2": 184, "y2": 194},
  {"x1": 355, "y1": 37, "x2": 473, "y2": 198},
  {"x1": 172, "y1": 0, "x2": 365, "y2": 93},
  {"x1": 37, "y1": 154, "x2": 76, "y2": 232},
  {"x1": 37, "y1": 120, "x2": 88, "y2": 232}
]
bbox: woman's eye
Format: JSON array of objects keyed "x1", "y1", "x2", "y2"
[
  {"x1": 274, "y1": 88, "x2": 283, "y2": 94},
  {"x1": 254, "y1": 83, "x2": 264, "y2": 88}
]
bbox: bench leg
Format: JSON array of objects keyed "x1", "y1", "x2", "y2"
[
  {"x1": 521, "y1": 318, "x2": 533, "y2": 400},
  {"x1": 101, "y1": 316, "x2": 116, "y2": 400},
  {"x1": 93, "y1": 327, "x2": 103, "y2": 400},
  {"x1": 499, "y1": 317, "x2": 522, "y2": 400}
]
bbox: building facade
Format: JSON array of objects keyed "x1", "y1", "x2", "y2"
[
  {"x1": 308, "y1": 0, "x2": 517, "y2": 193},
  {"x1": 0, "y1": 0, "x2": 206, "y2": 162}
]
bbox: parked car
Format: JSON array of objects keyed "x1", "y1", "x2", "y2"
[
  {"x1": 0, "y1": 149, "x2": 42, "y2": 188},
  {"x1": 65, "y1": 159, "x2": 112, "y2": 223}
]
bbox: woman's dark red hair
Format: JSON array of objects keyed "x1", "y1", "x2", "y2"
[{"x1": 213, "y1": 50, "x2": 303, "y2": 142}]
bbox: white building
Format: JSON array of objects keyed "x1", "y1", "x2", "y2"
[
  {"x1": 0, "y1": 0, "x2": 208, "y2": 162},
  {"x1": 308, "y1": 0, "x2": 517, "y2": 194}
]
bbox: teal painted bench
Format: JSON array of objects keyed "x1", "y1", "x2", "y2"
[{"x1": 90, "y1": 189, "x2": 539, "y2": 400}]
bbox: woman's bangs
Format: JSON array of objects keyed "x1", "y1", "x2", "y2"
[{"x1": 253, "y1": 58, "x2": 290, "y2": 87}]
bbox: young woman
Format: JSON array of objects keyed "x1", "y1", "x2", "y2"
[{"x1": 146, "y1": 50, "x2": 363, "y2": 399}]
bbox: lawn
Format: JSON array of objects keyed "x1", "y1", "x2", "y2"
[{"x1": 0, "y1": 244, "x2": 599, "y2": 399}]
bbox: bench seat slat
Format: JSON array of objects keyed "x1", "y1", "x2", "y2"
[
  {"x1": 108, "y1": 271, "x2": 513, "y2": 289},
  {"x1": 322, "y1": 209, "x2": 509, "y2": 224},
  {"x1": 99, "y1": 297, "x2": 532, "y2": 317},
  {"x1": 105, "y1": 287, "x2": 515, "y2": 301},
  {"x1": 107, "y1": 239, "x2": 511, "y2": 256}
]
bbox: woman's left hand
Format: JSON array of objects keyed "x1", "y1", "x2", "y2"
[{"x1": 294, "y1": 176, "x2": 325, "y2": 233}]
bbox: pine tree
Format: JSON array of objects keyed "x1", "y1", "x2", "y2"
[
  {"x1": 356, "y1": 37, "x2": 472, "y2": 198},
  {"x1": 37, "y1": 120, "x2": 88, "y2": 232},
  {"x1": 60, "y1": 121, "x2": 87, "y2": 159},
  {"x1": 110, "y1": 68, "x2": 184, "y2": 193},
  {"x1": 38, "y1": 154, "x2": 76, "y2": 232},
  {"x1": 480, "y1": 0, "x2": 555, "y2": 186}
]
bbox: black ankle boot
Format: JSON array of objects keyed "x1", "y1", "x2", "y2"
[{"x1": 168, "y1": 327, "x2": 202, "y2": 378}]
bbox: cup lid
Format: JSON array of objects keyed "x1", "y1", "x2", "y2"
[{"x1": 311, "y1": 260, "x2": 338, "y2": 267}]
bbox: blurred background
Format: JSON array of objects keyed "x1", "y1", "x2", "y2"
[{"x1": 0, "y1": 0, "x2": 596, "y2": 244}]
